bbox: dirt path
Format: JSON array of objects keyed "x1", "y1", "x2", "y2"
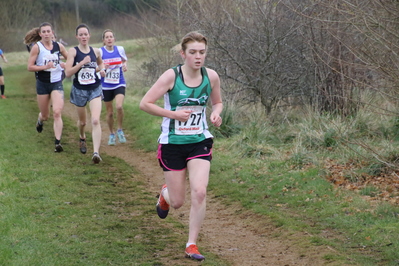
[{"x1": 62, "y1": 103, "x2": 344, "y2": 266}]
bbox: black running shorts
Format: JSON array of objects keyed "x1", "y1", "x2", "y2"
[{"x1": 157, "y1": 138, "x2": 213, "y2": 171}]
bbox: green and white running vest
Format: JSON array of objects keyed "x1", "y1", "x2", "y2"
[{"x1": 158, "y1": 65, "x2": 213, "y2": 144}]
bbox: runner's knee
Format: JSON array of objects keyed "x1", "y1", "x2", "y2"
[
  {"x1": 116, "y1": 104, "x2": 123, "y2": 111},
  {"x1": 78, "y1": 120, "x2": 86, "y2": 127},
  {"x1": 92, "y1": 118, "x2": 100, "y2": 126},
  {"x1": 192, "y1": 188, "x2": 207, "y2": 204},
  {"x1": 107, "y1": 111, "x2": 114, "y2": 119},
  {"x1": 53, "y1": 108, "x2": 63, "y2": 119}
]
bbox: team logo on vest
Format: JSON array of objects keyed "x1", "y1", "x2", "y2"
[
  {"x1": 81, "y1": 62, "x2": 97, "y2": 68},
  {"x1": 177, "y1": 95, "x2": 208, "y2": 106}
]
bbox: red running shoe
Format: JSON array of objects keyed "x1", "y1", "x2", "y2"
[
  {"x1": 156, "y1": 184, "x2": 169, "y2": 219},
  {"x1": 185, "y1": 244, "x2": 205, "y2": 261}
]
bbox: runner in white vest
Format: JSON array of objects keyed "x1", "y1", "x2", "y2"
[{"x1": 27, "y1": 22, "x2": 68, "y2": 152}]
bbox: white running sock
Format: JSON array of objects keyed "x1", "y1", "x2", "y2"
[{"x1": 186, "y1": 243, "x2": 196, "y2": 248}]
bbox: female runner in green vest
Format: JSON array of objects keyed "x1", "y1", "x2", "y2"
[{"x1": 140, "y1": 31, "x2": 223, "y2": 261}]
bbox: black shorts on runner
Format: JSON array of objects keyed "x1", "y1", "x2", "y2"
[
  {"x1": 157, "y1": 138, "x2": 213, "y2": 171},
  {"x1": 36, "y1": 80, "x2": 63, "y2": 95},
  {"x1": 102, "y1": 86, "x2": 125, "y2": 102}
]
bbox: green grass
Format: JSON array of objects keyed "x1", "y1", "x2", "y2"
[
  {"x1": 0, "y1": 66, "x2": 159, "y2": 265},
  {"x1": 0, "y1": 63, "x2": 230, "y2": 265},
  {"x1": 132, "y1": 105, "x2": 399, "y2": 264},
  {"x1": 122, "y1": 40, "x2": 399, "y2": 265},
  {"x1": 208, "y1": 150, "x2": 399, "y2": 265},
  {"x1": 3, "y1": 40, "x2": 399, "y2": 265}
]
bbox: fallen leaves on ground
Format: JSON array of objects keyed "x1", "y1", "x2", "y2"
[{"x1": 324, "y1": 159, "x2": 399, "y2": 205}]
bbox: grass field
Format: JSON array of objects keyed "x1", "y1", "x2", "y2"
[
  {"x1": 1, "y1": 43, "x2": 399, "y2": 265},
  {"x1": 0, "y1": 65, "x2": 167, "y2": 265},
  {"x1": 0, "y1": 49, "x2": 232, "y2": 265}
]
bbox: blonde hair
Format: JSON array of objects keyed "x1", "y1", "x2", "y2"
[
  {"x1": 102, "y1": 29, "x2": 114, "y2": 45},
  {"x1": 102, "y1": 29, "x2": 114, "y2": 40}
]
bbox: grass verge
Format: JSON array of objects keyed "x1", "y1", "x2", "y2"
[
  {"x1": 3, "y1": 41, "x2": 399, "y2": 265},
  {"x1": 0, "y1": 66, "x2": 161, "y2": 265},
  {"x1": 123, "y1": 75, "x2": 399, "y2": 264},
  {"x1": 0, "y1": 65, "x2": 230, "y2": 265}
]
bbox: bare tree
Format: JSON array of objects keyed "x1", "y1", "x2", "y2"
[
  {"x1": 287, "y1": 0, "x2": 399, "y2": 115},
  {"x1": 291, "y1": 1, "x2": 362, "y2": 115},
  {"x1": 0, "y1": 0, "x2": 44, "y2": 31},
  {"x1": 175, "y1": 0, "x2": 313, "y2": 115},
  {"x1": 139, "y1": 0, "x2": 399, "y2": 118}
]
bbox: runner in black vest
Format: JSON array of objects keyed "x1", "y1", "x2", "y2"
[{"x1": 65, "y1": 24, "x2": 105, "y2": 164}]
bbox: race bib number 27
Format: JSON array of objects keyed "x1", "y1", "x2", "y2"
[{"x1": 175, "y1": 105, "x2": 205, "y2": 135}]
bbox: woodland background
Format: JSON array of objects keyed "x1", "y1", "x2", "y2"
[
  {"x1": 3, "y1": 2, "x2": 399, "y2": 263},
  {"x1": 2, "y1": 0, "x2": 399, "y2": 130}
]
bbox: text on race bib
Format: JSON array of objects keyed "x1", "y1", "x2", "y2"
[
  {"x1": 104, "y1": 68, "x2": 120, "y2": 84},
  {"x1": 175, "y1": 105, "x2": 205, "y2": 135},
  {"x1": 78, "y1": 68, "x2": 96, "y2": 85}
]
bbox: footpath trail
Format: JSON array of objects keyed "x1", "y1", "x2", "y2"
[{"x1": 61, "y1": 103, "x2": 345, "y2": 266}]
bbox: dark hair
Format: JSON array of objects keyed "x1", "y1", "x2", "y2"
[
  {"x1": 39, "y1": 22, "x2": 53, "y2": 31},
  {"x1": 24, "y1": 22, "x2": 53, "y2": 45},
  {"x1": 181, "y1": 31, "x2": 208, "y2": 52},
  {"x1": 76, "y1": 24, "x2": 90, "y2": 35},
  {"x1": 24, "y1": 28, "x2": 40, "y2": 45}
]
